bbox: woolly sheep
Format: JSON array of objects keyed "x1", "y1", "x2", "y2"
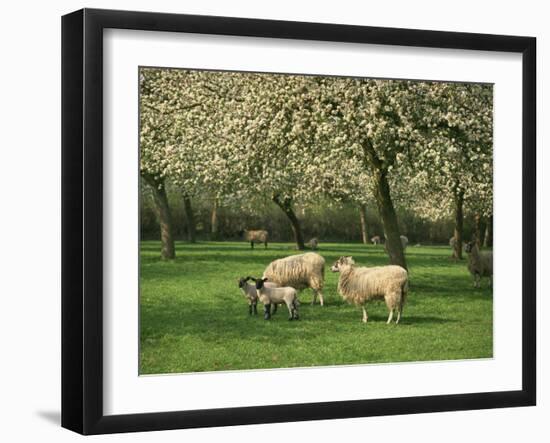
[
  {"x1": 330, "y1": 256, "x2": 408, "y2": 324},
  {"x1": 263, "y1": 252, "x2": 326, "y2": 306},
  {"x1": 371, "y1": 235, "x2": 381, "y2": 245},
  {"x1": 308, "y1": 237, "x2": 319, "y2": 250},
  {"x1": 464, "y1": 241, "x2": 493, "y2": 288},
  {"x1": 253, "y1": 277, "x2": 299, "y2": 320},
  {"x1": 238, "y1": 276, "x2": 278, "y2": 315},
  {"x1": 241, "y1": 229, "x2": 268, "y2": 249}
]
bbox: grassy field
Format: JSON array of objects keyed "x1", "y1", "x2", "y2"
[{"x1": 140, "y1": 241, "x2": 493, "y2": 374}]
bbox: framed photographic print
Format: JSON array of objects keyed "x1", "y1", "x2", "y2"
[{"x1": 61, "y1": 8, "x2": 536, "y2": 435}]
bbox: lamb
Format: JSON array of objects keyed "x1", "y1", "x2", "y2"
[
  {"x1": 330, "y1": 256, "x2": 408, "y2": 324},
  {"x1": 238, "y1": 276, "x2": 278, "y2": 315},
  {"x1": 308, "y1": 237, "x2": 319, "y2": 250},
  {"x1": 252, "y1": 277, "x2": 299, "y2": 320},
  {"x1": 371, "y1": 235, "x2": 381, "y2": 245},
  {"x1": 263, "y1": 252, "x2": 325, "y2": 306},
  {"x1": 241, "y1": 229, "x2": 268, "y2": 249},
  {"x1": 464, "y1": 241, "x2": 493, "y2": 288}
]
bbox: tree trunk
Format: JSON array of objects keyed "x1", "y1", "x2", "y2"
[
  {"x1": 484, "y1": 214, "x2": 493, "y2": 247},
  {"x1": 452, "y1": 188, "x2": 464, "y2": 260},
  {"x1": 142, "y1": 174, "x2": 175, "y2": 260},
  {"x1": 273, "y1": 195, "x2": 305, "y2": 250},
  {"x1": 183, "y1": 196, "x2": 196, "y2": 243},
  {"x1": 372, "y1": 171, "x2": 407, "y2": 270},
  {"x1": 211, "y1": 199, "x2": 219, "y2": 240},
  {"x1": 359, "y1": 203, "x2": 369, "y2": 244},
  {"x1": 474, "y1": 213, "x2": 482, "y2": 247}
]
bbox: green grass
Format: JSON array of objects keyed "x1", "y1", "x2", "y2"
[{"x1": 140, "y1": 241, "x2": 492, "y2": 374}]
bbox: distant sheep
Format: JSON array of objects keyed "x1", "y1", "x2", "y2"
[
  {"x1": 241, "y1": 229, "x2": 268, "y2": 249},
  {"x1": 253, "y1": 277, "x2": 299, "y2": 320},
  {"x1": 330, "y1": 256, "x2": 408, "y2": 324},
  {"x1": 465, "y1": 241, "x2": 493, "y2": 288},
  {"x1": 238, "y1": 276, "x2": 278, "y2": 315},
  {"x1": 371, "y1": 235, "x2": 381, "y2": 245},
  {"x1": 263, "y1": 252, "x2": 325, "y2": 306},
  {"x1": 308, "y1": 237, "x2": 319, "y2": 250}
]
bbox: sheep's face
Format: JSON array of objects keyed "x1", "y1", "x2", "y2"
[
  {"x1": 331, "y1": 256, "x2": 354, "y2": 272},
  {"x1": 238, "y1": 276, "x2": 252, "y2": 288},
  {"x1": 254, "y1": 277, "x2": 268, "y2": 290},
  {"x1": 464, "y1": 241, "x2": 475, "y2": 253}
]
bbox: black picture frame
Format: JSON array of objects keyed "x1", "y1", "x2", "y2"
[{"x1": 61, "y1": 8, "x2": 536, "y2": 435}]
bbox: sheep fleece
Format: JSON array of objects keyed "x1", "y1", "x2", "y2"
[
  {"x1": 263, "y1": 253, "x2": 325, "y2": 291},
  {"x1": 338, "y1": 265, "x2": 408, "y2": 307}
]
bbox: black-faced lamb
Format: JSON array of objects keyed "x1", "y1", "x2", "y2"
[
  {"x1": 241, "y1": 229, "x2": 268, "y2": 249},
  {"x1": 263, "y1": 252, "x2": 325, "y2": 306},
  {"x1": 464, "y1": 241, "x2": 493, "y2": 288},
  {"x1": 238, "y1": 276, "x2": 278, "y2": 315},
  {"x1": 252, "y1": 277, "x2": 299, "y2": 320},
  {"x1": 330, "y1": 256, "x2": 408, "y2": 324}
]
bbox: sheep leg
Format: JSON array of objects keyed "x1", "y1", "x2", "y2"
[
  {"x1": 286, "y1": 302, "x2": 294, "y2": 320},
  {"x1": 264, "y1": 304, "x2": 271, "y2": 320},
  {"x1": 386, "y1": 308, "x2": 394, "y2": 324},
  {"x1": 264, "y1": 241, "x2": 268, "y2": 249},
  {"x1": 293, "y1": 301, "x2": 299, "y2": 320},
  {"x1": 248, "y1": 303, "x2": 253, "y2": 316},
  {"x1": 312, "y1": 289, "x2": 324, "y2": 306},
  {"x1": 250, "y1": 241, "x2": 254, "y2": 250},
  {"x1": 271, "y1": 303, "x2": 278, "y2": 315},
  {"x1": 396, "y1": 306, "x2": 402, "y2": 324},
  {"x1": 253, "y1": 302, "x2": 258, "y2": 315},
  {"x1": 362, "y1": 306, "x2": 368, "y2": 323},
  {"x1": 316, "y1": 289, "x2": 324, "y2": 307}
]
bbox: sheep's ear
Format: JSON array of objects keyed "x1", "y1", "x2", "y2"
[
  {"x1": 245, "y1": 276, "x2": 251, "y2": 281},
  {"x1": 263, "y1": 277, "x2": 268, "y2": 282}
]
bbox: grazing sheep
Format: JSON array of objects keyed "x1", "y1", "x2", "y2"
[
  {"x1": 242, "y1": 229, "x2": 268, "y2": 249},
  {"x1": 330, "y1": 256, "x2": 408, "y2": 324},
  {"x1": 371, "y1": 235, "x2": 381, "y2": 245},
  {"x1": 308, "y1": 237, "x2": 319, "y2": 250},
  {"x1": 263, "y1": 252, "x2": 325, "y2": 306},
  {"x1": 464, "y1": 241, "x2": 493, "y2": 288},
  {"x1": 238, "y1": 276, "x2": 278, "y2": 315},
  {"x1": 252, "y1": 277, "x2": 299, "y2": 320}
]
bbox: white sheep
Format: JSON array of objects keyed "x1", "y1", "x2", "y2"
[
  {"x1": 238, "y1": 276, "x2": 278, "y2": 315},
  {"x1": 330, "y1": 256, "x2": 408, "y2": 324},
  {"x1": 371, "y1": 235, "x2": 381, "y2": 245},
  {"x1": 253, "y1": 278, "x2": 299, "y2": 320},
  {"x1": 241, "y1": 229, "x2": 268, "y2": 249},
  {"x1": 308, "y1": 237, "x2": 319, "y2": 250},
  {"x1": 263, "y1": 252, "x2": 325, "y2": 306},
  {"x1": 464, "y1": 241, "x2": 493, "y2": 288}
]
